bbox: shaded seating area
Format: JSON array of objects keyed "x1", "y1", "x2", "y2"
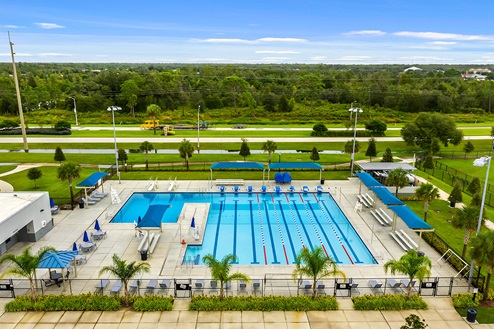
[
  {"x1": 75, "y1": 172, "x2": 109, "y2": 208},
  {"x1": 38, "y1": 250, "x2": 79, "y2": 291},
  {"x1": 210, "y1": 162, "x2": 266, "y2": 186},
  {"x1": 268, "y1": 162, "x2": 323, "y2": 183}
]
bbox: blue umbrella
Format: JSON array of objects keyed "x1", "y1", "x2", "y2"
[
  {"x1": 191, "y1": 217, "x2": 195, "y2": 228},
  {"x1": 83, "y1": 231, "x2": 89, "y2": 243},
  {"x1": 137, "y1": 216, "x2": 142, "y2": 225},
  {"x1": 94, "y1": 220, "x2": 101, "y2": 231},
  {"x1": 72, "y1": 242, "x2": 78, "y2": 251}
]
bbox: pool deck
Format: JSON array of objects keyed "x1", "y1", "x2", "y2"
[{"x1": 0, "y1": 178, "x2": 480, "y2": 327}]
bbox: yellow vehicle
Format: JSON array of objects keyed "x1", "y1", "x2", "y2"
[{"x1": 140, "y1": 120, "x2": 160, "y2": 130}]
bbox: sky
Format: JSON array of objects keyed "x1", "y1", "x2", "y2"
[{"x1": 1, "y1": 0, "x2": 493, "y2": 64}]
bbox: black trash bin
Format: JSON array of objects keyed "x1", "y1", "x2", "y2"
[
  {"x1": 79, "y1": 200, "x2": 84, "y2": 209},
  {"x1": 140, "y1": 250, "x2": 148, "y2": 261},
  {"x1": 467, "y1": 308, "x2": 477, "y2": 323},
  {"x1": 418, "y1": 251, "x2": 425, "y2": 257},
  {"x1": 320, "y1": 178, "x2": 325, "y2": 184}
]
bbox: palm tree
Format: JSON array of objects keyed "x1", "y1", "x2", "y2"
[
  {"x1": 98, "y1": 254, "x2": 150, "y2": 305},
  {"x1": 292, "y1": 247, "x2": 345, "y2": 299},
  {"x1": 470, "y1": 230, "x2": 494, "y2": 301},
  {"x1": 146, "y1": 104, "x2": 161, "y2": 135},
  {"x1": 178, "y1": 139, "x2": 195, "y2": 170},
  {"x1": 451, "y1": 205, "x2": 481, "y2": 259},
  {"x1": 384, "y1": 250, "x2": 432, "y2": 299},
  {"x1": 414, "y1": 183, "x2": 440, "y2": 222},
  {"x1": 262, "y1": 140, "x2": 278, "y2": 164},
  {"x1": 139, "y1": 141, "x2": 154, "y2": 170},
  {"x1": 0, "y1": 246, "x2": 56, "y2": 302},
  {"x1": 386, "y1": 168, "x2": 409, "y2": 197},
  {"x1": 57, "y1": 161, "x2": 81, "y2": 210},
  {"x1": 202, "y1": 253, "x2": 250, "y2": 300}
]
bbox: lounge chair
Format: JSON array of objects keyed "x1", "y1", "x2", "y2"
[
  {"x1": 129, "y1": 279, "x2": 140, "y2": 295},
  {"x1": 316, "y1": 281, "x2": 326, "y2": 295},
  {"x1": 194, "y1": 280, "x2": 204, "y2": 295},
  {"x1": 50, "y1": 198, "x2": 60, "y2": 215},
  {"x1": 369, "y1": 280, "x2": 383, "y2": 294},
  {"x1": 209, "y1": 280, "x2": 218, "y2": 295},
  {"x1": 301, "y1": 280, "x2": 312, "y2": 295},
  {"x1": 401, "y1": 279, "x2": 416, "y2": 292},
  {"x1": 87, "y1": 196, "x2": 101, "y2": 203},
  {"x1": 92, "y1": 191, "x2": 108, "y2": 198},
  {"x1": 388, "y1": 279, "x2": 403, "y2": 293},
  {"x1": 81, "y1": 198, "x2": 96, "y2": 206},
  {"x1": 160, "y1": 279, "x2": 170, "y2": 294},
  {"x1": 111, "y1": 280, "x2": 122, "y2": 295},
  {"x1": 145, "y1": 280, "x2": 158, "y2": 295},
  {"x1": 238, "y1": 280, "x2": 248, "y2": 295},
  {"x1": 253, "y1": 279, "x2": 261, "y2": 296},
  {"x1": 96, "y1": 279, "x2": 109, "y2": 294}
]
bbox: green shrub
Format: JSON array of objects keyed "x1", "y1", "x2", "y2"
[
  {"x1": 54, "y1": 120, "x2": 71, "y2": 131},
  {"x1": 352, "y1": 294, "x2": 428, "y2": 311},
  {"x1": 133, "y1": 295, "x2": 174, "y2": 311},
  {"x1": 189, "y1": 295, "x2": 338, "y2": 311},
  {"x1": 5, "y1": 293, "x2": 120, "y2": 312},
  {"x1": 452, "y1": 293, "x2": 480, "y2": 308},
  {"x1": 0, "y1": 119, "x2": 18, "y2": 129}
]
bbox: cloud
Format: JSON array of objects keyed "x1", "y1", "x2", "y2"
[
  {"x1": 255, "y1": 50, "x2": 299, "y2": 54},
  {"x1": 429, "y1": 41, "x2": 457, "y2": 45},
  {"x1": 407, "y1": 46, "x2": 448, "y2": 50},
  {"x1": 310, "y1": 56, "x2": 330, "y2": 61},
  {"x1": 35, "y1": 23, "x2": 65, "y2": 29},
  {"x1": 400, "y1": 55, "x2": 452, "y2": 61},
  {"x1": 394, "y1": 31, "x2": 493, "y2": 41},
  {"x1": 39, "y1": 53, "x2": 74, "y2": 57},
  {"x1": 335, "y1": 56, "x2": 371, "y2": 61},
  {"x1": 193, "y1": 37, "x2": 307, "y2": 44},
  {"x1": 1, "y1": 25, "x2": 24, "y2": 29},
  {"x1": 343, "y1": 30, "x2": 386, "y2": 36}
]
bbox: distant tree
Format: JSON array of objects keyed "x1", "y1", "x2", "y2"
[
  {"x1": 120, "y1": 79, "x2": 140, "y2": 117},
  {"x1": 262, "y1": 140, "x2": 278, "y2": 164},
  {"x1": 463, "y1": 141, "x2": 475, "y2": 155},
  {"x1": 54, "y1": 120, "x2": 71, "y2": 131},
  {"x1": 299, "y1": 74, "x2": 323, "y2": 112},
  {"x1": 422, "y1": 152, "x2": 434, "y2": 177},
  {"x1": 452, "y1": 205, "x2": 482, "y2": 259},
  {"x1": 139, "y1": 141, "x2": 154, "y2": 170},
  {"x1": 220, "y1": 76, "x2": 249, "y2": 114},
  {"x1": 57, "y1": 162, "x2": 81, "y2": 210},
  {"x1": 401, "y1": 113, "x2": 463, "y2": 152},
  {"x1": 277, "y1": 94, "x2": 291, "y2": 112},
  {"x1": 146, "y1": 104, "x2": 161, "y2": 135},
  {"x1": 381, "y1": 147, "x2": 394, "y2": 162},
  {"x1": 179, "y1": 139, "x2": 194, "y2": 170},
  {"x1": 467, "y1": 177, "x2": 481, "y2": 195},
  {"x1": 448, "y1": 181, "x2": 463, "y2": 207},
  {"x1": 387, "y1": 168, "x2": 409, "y2": 196},
  {"x1": 54, "y1": 146, "x2": 66, "y2": 163},
  {"x1": 310, "y1": 146, "x2": 320, "y2": 162},
  {"x1": 365, "y1": 119, "x2": 387, "y2": 136},
  {"x1": 365, "y1": 138, "x2": 377, "y2": 161},
  {"x1": 27, "y1": 167, "x2": 42, "y2": 188},
  {"x1": 239, "y1": 138, "x2": 251, "y2": 161},
  {"x1": 344, "y1": 140, "x2": 361, "y2": 154},
  {"x1": 312, "y1": 123, "x2": 328, "y2": 136},
  {"x1": 471, "y1": 192, "x2": 482, "y2": 207},
  {"x1": 118, "y1": 149, "x2": 128, "y2": 168},
  {"x1": 262, "y1": 92, "x2": 278, "y2": 112},
  {"x1": 415, "y1": 183, "x2": 440, "y2": 222},
  {"x1": 470, "y1": 230, "x2": 494, "y2": 300}
]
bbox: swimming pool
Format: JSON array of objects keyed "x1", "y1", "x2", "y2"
[{"x1": 111, "y1": 192, "x2": 376, "y2": 265}]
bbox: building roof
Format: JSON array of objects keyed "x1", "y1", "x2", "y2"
[
  {"x1": 76, "y1": 172, "x2": 108, "y2": 188},
  {"x1": 358, "y1": 162, "x2": 416, "y2": 171},
  {"x1": 0, "y1": 192, "x2": 47, "y2": 224},
  {"x1": 404, "y1": 66, "x2": 422, "y2": 72}
]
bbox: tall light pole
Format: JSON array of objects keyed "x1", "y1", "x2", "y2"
[
  {"x1": 69, "y1": 97, "x2": 79, "y2": 126},
  {"x1": 349, "y1": 106, "x2": 363, "y2": 176},
  {"x1": 107, "y1": 106, "x2": 122, "y2": 184},
  {"x1": 197, "y1": 105, "x2": 201, "y2": 153},
  {"x1": 468, "y1": 156, "x2": 491, "y2": 286}
]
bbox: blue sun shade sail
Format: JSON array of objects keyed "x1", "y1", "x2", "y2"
[
  {"x1": 76, "y1": 172, "x2": 108, "y2": 187},
  {"x1": 356, "y1": 172, "x2": 382, "y2": 188},
  {"x1": 38, "y1": 250, "x2": 79, "y2": 269},
  {"x1": 388, "y1": 205, "x2": 433, "y2": 230},
  {"x1": 269, "y1": 162, "x2": 322, "y2": 170},
  {"x1": 369, "y1": 187, "x2": 404, "y2": 205},
  {"x1": 136, "y1": 204, "x2": 168, "y2": 229},
  {"x1": 211, "y1": 162, "x2": 265, "y2": 170}
]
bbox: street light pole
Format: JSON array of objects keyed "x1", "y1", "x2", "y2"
[
  {"x1": 197, "y1": 105, "x2": 201, "y2": 153},
  {"x1": 349, "y1": 106, "x2": 363, "y2": 176},
  {"x1": 107, "y1": 106, "x2": 122, "y2": 184},
  {"x1": 69, "y1": 97, "x2": 79, "y2": 126},
  {"x1": 468, "y1": 156, "x2": 491, "y2": 286}
]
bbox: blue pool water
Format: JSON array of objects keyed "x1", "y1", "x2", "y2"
[{"x1": 111, "y1": 192, "x2": 376, "y2": 265}]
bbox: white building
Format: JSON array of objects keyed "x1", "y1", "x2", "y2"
[{"x1": 0, "y1": 192, "x2": 53, "y2": 255}]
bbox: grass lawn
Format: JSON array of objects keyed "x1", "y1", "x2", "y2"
[
  {"x1": 456, "y1": 307, "x2": 494, "y2": 324},
  {"x1": 0, "y1": 165, "x2": 16, "y2": 174}
]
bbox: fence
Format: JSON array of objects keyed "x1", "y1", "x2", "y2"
[{"x1": 0, "y1": 275, "x2": 472, "y2": 300}]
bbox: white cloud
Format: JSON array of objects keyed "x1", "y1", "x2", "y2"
[
  {"x1": 1, "y1": 25, "x2": 24, "y2": 29},
  {"x1": 260, "y1": 57, "x2": 291, "y2": 60},
  {"x1": 39, "y1": 53, "x2": 74, "y2": 57},
  {"x1": 394, "y1": 31, "x2": 494, "y2": 41},
  {"x1": 429, "y1": 41, "x2": 457, "y2": 45},
  {"x1": 35, "y1": 23, "x2": 65, "y2": 29},
  {"x1": 255, "y1": 50, "x2": 299, "y2": 54},
  {"x1": 193, "y1": 37, "x2": 307, "y2": 44},
  {"x1": 310, "y1": 56, "x2": 330, "y2": 61},
  {"x1": 343, "y1": 30, "x2": 386, "y2": 36},
  {"x1": 400, "y1": 56, "x2": 452, "y2": 61},
  {"x1": 407, "y1": 46, "x2": 448, "y2": 50}
]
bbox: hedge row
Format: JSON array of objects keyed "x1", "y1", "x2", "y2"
[
  {"x1": 5, "y1": 294, "x2": 174, "y2": 312},
  {"x1": 188, "y1": 295, "x2": 338, "y2": 311},
  {"x1": 0, "y1": 128, "x2": 71, "y2": 135},
  {"x1": 352, "y1": 294, "x2": 428, "y2": 310}
]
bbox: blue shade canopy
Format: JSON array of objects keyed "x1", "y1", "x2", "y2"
[
  {"x1": 211, "y1": 162, "x2": 265, "y2": 170},
  {"x1": 356, "y1": 172, "x2": 382, "y2": 188},
  {"x1": 388, "y1": 206, "x2": 433, "y2": 230},
  {"x1": 136, "y1": 204, "x2": 168, "y2": 229},
  {"x1": 72, "y1": 242, "x2": 78, "y2": 251},
  {"x1": 369, "y1": 187, "x2": 404, "y2": 205},
  {"x1": 76, "y1": 172, "x2": 108, "y2": 187},
  {"x1": 268, "y1": 162, "x2": 322, "y2": 170},
  {"x1": 83, "y1": 231, "x2": 89, "y2": 242},
  {"x1": 38, "y1": 250, "x2": 78, "y2": 269},
  {"x1": 94, "y1": 220, "x2": 101, "y2": 231}
]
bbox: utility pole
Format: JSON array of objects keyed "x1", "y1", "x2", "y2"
[{"x1": 8, "y1": 32, "x2": 28, "y2": 153}]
